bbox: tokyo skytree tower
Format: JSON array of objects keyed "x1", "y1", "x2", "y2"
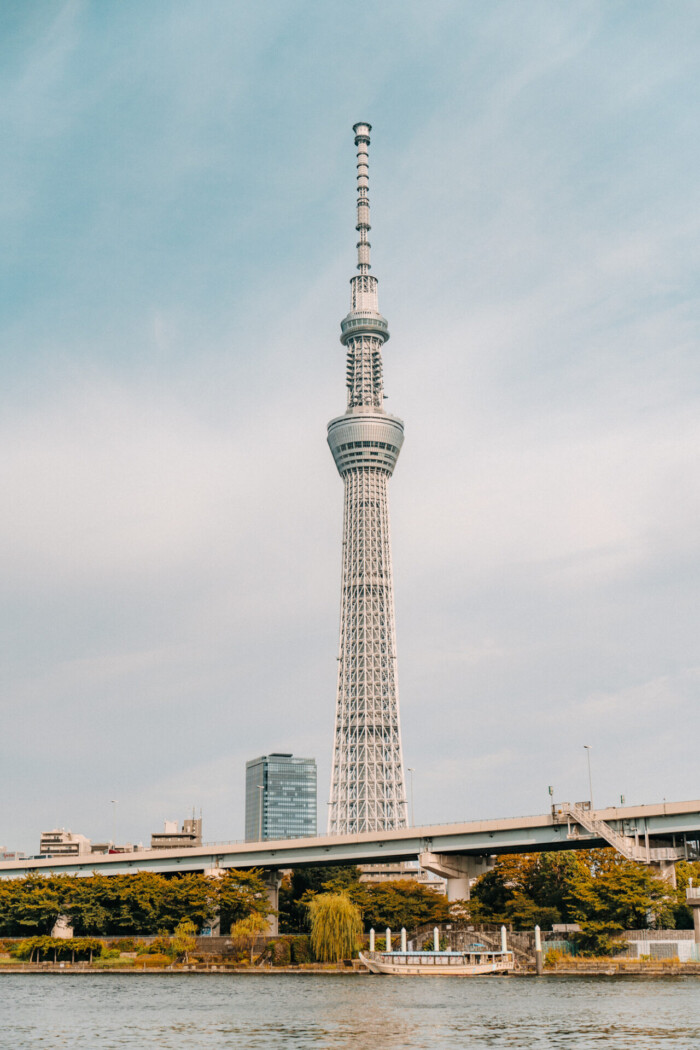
[{"x1": 327, "y1": 123, "x2": 407, "y2": 834}]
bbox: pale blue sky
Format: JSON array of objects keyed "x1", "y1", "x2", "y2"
[{"x1": 2, "y1": 1, "x2": 699, "y2": 852}]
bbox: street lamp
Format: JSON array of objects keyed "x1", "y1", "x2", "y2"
[
  {"x1": 583, "y1": 746, "x2": 593, "y2": 810},
  {"x1": 407, "y1": 768, "x2": 415, "y2": 827},
  {"x1": 110, "y1": 799, "x2": 118, "y2": 847}
]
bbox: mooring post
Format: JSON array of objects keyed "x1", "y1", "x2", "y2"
[
  {"x1": 401, "y1": 928, "x2": 407, "y2": 952},
  {"x1": 369, "y1": 928, "x2": 375, "y2": 952},
  {"x1": 501, "y1": 925, "x2": 508, "y2": 953},
  {"x1": 535, "y1": 924, "x2": 543, "y2": 975},
  {"x1": 434, "y1": 927, "x2": 440, "y2": 952},
  {"x1": 386, "y1": 927, "x2": 392, "y2": 952}
]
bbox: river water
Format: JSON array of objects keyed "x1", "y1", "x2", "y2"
[{"x1": 2, "y1": 974, "x2": 700, "y2": 1049}]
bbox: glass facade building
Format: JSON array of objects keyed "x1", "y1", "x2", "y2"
[{"x1": 245, "y1": 753, "x2": 317, "y2": 842}]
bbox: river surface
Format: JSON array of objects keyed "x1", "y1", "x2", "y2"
[{"x1": 1, "y1": 974, "x2": 700, "y2": 1049}]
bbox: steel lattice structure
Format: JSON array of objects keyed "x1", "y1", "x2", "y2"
[{"x1": 327, "y1": 123, "x2": 407, "y2": 834}]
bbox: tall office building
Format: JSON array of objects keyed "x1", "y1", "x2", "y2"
[
  {"x1": 327, "y1": 124, "x2": 407, "y2": 834},
  {"x1": 245, "y1": 753, "x2": 317, "y2": 841}
]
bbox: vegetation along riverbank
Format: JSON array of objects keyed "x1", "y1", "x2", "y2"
[{"x1": 1, "y1": 850, "x2": 698, "y2": 975}]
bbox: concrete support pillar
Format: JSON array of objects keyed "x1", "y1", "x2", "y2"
[
  {"x1": 264, "y1": 871, "x2": 283, "y2": 936},
  {"x1": 419, "y1": 852, "x2": 493, "y2": 901},
  {"x1": 650, "y1": 860, "x2": 677, "y2": 888},
  {"x1": 687, "y1": 886, "x2": 700, "y2": 945},
  {"x1": 52, "y1": 916, "x2": 74, "y2": 939},
  {"x1": 203, "y1": 867, "x2": 223, "y2": 935}
]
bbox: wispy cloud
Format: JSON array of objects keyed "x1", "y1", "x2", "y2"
[{"x1": 1, "y1": 2, "x2": 698, "y2": 851}]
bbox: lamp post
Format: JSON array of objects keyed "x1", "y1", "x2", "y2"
[
  {"x1": 110, "y1": 799, "x2": 118, "y2": 847},
  {"x1": 583, "y1": 746, "x2": 593, "y2": 810},
  {"x1": 407, "y1": 768, "x2": 415, "y2": 827}
]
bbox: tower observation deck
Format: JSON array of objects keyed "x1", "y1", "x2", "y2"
[{"x1": 327, "y1": 123, "x2": 407, "y2": 834}]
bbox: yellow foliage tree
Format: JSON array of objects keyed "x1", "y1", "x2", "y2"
[
  {"x1": 307, "y1": 892, "x2": 362, "y2": 963},
  {"x1": 230, "y1": 912, "x2": 269, "y2": 964}
]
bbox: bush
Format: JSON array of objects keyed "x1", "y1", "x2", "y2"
[
  {"x1": 290, "y1": 936, "x2": 312, "y2": 965},
  {"x1": 9, "y1": 940, "x2": 33, "y2": 960},
  {"x1": 109, "y1": 938, "x2": 138, "y2": 952},
  {"x1": 135, "y1": 953, "x2": 173, "y2": 968},
  {"x1": 270, "y1": 939, "x2": 291, "y2": 966},
  {"x1": 100, "y1": 947, "x2": 120, "y2": 960},
  {"x1": 93, "y1": 956, "x2": 136, "y2": 969},
  {"x1": 145, "y1": 933, "x2": 174, "y2": 957}
]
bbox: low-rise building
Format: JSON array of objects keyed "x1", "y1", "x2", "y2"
[
  {"x1": 359, "y1": 860, "x2": 446, "y2": 894},
  {"x1": 150, "y1": 817, "x2": 202, "y2": 850},
  {"x1": 0, "y1": 848, "x2": 26, "y2": 861},
  {"x1": 39, "y1": 829, "x2": 92, "y2": 856}
]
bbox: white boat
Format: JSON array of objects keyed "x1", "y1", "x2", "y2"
[{"x1": 359, "y1": 947, "x2": 515, "y2": 976}]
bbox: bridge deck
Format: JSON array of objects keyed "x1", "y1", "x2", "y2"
[{"x1": 1, "y1": 800, "x2": 698, "y2": 878}]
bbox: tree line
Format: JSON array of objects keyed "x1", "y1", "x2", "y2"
[
  {"x1": 0, "y1": 866, "x2": 450, "y2": 938},
  {"x1": 278, "y1": 865, "x2": 451, "y2": 933},
  {"x1": 466, "y1": 851, "x2": 699, "y2": 954},
  {"x1": 1, "y1": 851, "x2": 696, "y2": 954},
  {"x1": 0, "y1": 870, "x2": 269, "y2": 937}
]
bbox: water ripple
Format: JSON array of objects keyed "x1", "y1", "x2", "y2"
[{"x1": 1, "y1": 975, "x2": 699, "y2": 1049}]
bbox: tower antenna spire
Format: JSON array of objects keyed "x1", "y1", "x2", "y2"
[
  {"x1": 326, "y1": 124, "x2": 407, "y2": 835},
  {"x1": 353, "y1": 122, "x2": 372, "y2": 275}
]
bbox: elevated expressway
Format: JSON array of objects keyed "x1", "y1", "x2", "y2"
[{"x1": 2, "y1": 799, "x2": 698, "y2": 903}]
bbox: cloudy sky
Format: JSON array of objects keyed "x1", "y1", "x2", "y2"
[{"x1": 2, "y1": 1, "x2": 698, "y2": 854}]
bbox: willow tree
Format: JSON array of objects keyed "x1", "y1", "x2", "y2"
[{"x1": 307, "y1": 892, "x2": 362, "y2": 963}]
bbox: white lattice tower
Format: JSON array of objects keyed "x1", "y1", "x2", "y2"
[{"x1": 327, "y1": 123, "x2": 407, "y2": 834}]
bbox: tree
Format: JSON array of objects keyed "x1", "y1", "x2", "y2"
[
  {"x1": 307, "y1": 893, "x2": 362, "y2": 963},
  {"x1": 470, "y1": 854, "x2": 539, "y2": 923},
  {"x1": 278, "y1": 867, "x2": 361, "y2": 932},
  {"x1": 565, "y1": 850, "x2": 676, "y2": 955},
  {"x1": 670, "y1": 861, "x2": 700, "y2": 929},
  {"x1": 171, "y1": 919, "x2": 197, "y2": 963},
  {"x1": 8, "y1": 874, "x2": 63, "y2": 935},
  {"x1": 468, "y1": 849, "x2": 678, "y2": 955},
  {"x1": 351, "y1": 879, "x2": 450, "y2": 932},
  {"x1": 217, "y1": 869, "x2": 272, "y2": 933},
  {"x1": 230, "y1": 913, "x2": 269, "y2": 964}
]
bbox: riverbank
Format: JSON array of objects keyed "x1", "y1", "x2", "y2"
[{"x1": 2, "y1": 961, "x2": 700, "y2": 976}]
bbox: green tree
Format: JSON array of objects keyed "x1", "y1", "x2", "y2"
[
  {"x1": 565, "y1": 850, "x2": 676, "y2": 955},
  {"x1": 670, "y1": 861, "x2": 700, "y2": 929},
  {"x1": 278, "y1": 867, "x2": 361, "y2": 932},
  {"x1": 62, "y1": 876, "x2": 110, "y2": 935},
  {"x1": 352, "y1": 879, "x2": 450, "y2": 932},
  {"x1": 217, "y1": 870, "x2": 272, "y2": 933},
  {"x1": 307, "y1": 892, "x2": 362, "y2": 963},
  {"x1": 469, "y1": 848, "x2": 677, "y2": 954},
  {"x1": 7, "y1": 874, "x2": 63, "y2": 935},
  {"x1": 470, "y1": 854, "x2": 538, "y2": 923}
]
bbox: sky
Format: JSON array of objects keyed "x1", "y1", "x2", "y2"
[{"x1": 1, "y1": 1, "x2": 699, "y2": 854}]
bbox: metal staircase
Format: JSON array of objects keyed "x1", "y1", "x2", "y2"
[{"x1": 555, "y1": 803, "x2": 685, "y2": 864}]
